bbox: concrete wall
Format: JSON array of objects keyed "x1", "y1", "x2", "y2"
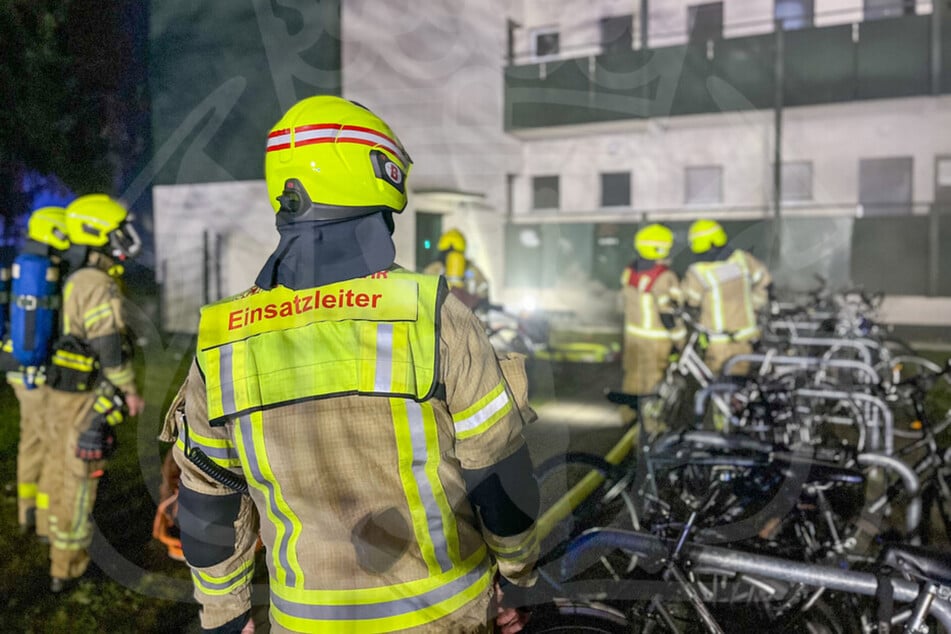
[
  {"x1": 154, "y1": 181, "x2": 278, "y2": 332},
  {"x1": 341, "y1": 0, "x2": 522, "y2": 289},
  {"x1": 512, "y1": 95, "x2": 951, "y2": 217}
]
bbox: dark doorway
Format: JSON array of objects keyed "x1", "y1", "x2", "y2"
[{"x1": 415, "y1": 211, "x2": 443, "y2": 271}]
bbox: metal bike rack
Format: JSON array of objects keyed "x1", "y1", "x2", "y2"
[
  {"x1": 787, "y1": 337, "x2": 874, "y2": 366},
  {"x1": 722, "y1": 355, "x2": 881, "y2": 386},
  {"x1": 560, "y1": 528, "x2": 951, "y2": 630},
  {"x1": 795, "y1": 388, "x2": 894, "y2": 455},
  {"x1": 856, "y1": 452, "x2": 922, "y2": 537}
]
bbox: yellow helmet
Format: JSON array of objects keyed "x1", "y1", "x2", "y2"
[
  {"x1": 265, "y1": 96, "x2": 412, "y2": 220},
  {"x1": 438, "y1": 228, "x2": 466, "y2": 253},
  {"x1": 66, "y1": 194, "x2": 141, "y2": 260},
  {"x1": 634, "y1": 223, "x2": 674, "y2": 261},
  {"x1": 27, "y1": 206, "x2": 69, "y2": 252},
  {"x1": 688, "y1": 219, "x2": 727, "y2": 254}
]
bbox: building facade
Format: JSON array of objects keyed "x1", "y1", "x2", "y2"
[{"x1": 150, "y1": 0, "x2": 951, "y2": 331}]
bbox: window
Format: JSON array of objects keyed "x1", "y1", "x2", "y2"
[
  {"x1": 600, "y1": 15, "x2": 633, "y2": 54},
  {"x1": 687, "y1": 2, "x2": 723, "y2": 41},
  {"x1": 864, "y1": 0, "x2": 916, "y2": 20},
  {"x1": 685, "y1": 166, "x2": 723, "y2": 205},
  {"x1": 859, "y1": 157, "x2": 913, "y2": 216},
  {"x1": 780, "y1": 161, "x2": 813, "y2": 201},
  {"x1": 600, "y1": 172, "x2": 631, "y2": 207},
  {"x1": 775, "y1": 0, "x2": 814, "y2": 30},
  {"x1": 531, "y1": 28, "x2": 559, "y2": 60},
  {"x1": 532, "y1": 175, "x2": 560, "y2": 211}
]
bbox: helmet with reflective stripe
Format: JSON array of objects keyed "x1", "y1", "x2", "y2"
[
  {"x1": 66, "y1": 194, "x2": 141, "y2": 260},
  {"x1": 688, "y1": 219, "x2": 727, "y2": 254},
  {"x1": 265, "y1": 96, "x2": 413, "y2": 222},
  {"x1": 634, "y1": 223, "x2": 673, "y2": 261},
  {"x1": 27, "y1": 206, "x2": 69, "y2": 252},
  {"x1": 437, "y1": 228, "x2": 466, "y2": 253}
]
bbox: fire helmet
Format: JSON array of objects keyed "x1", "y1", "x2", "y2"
[
  {"x1": 27, "y1": 206, "x2": 69, "y2": 252},
  {"x1": 688, "y1": 219, "x2": 727, "y2": 254},
  {"x1": 264, "y1": 96, "x2": 412, "y2": 222},
  {"x1": 65, "y1": 194, "x2": 141, "y2": 260},
  {"x1": 634, "y1": 224, "x2": 674, "y2": 261},
  {"x1": 438, "y1": 229, "x2": 466, "y2": 253}
]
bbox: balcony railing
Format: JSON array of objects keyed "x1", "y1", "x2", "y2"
[{"x1": 505, "y1": 13, "x2": 949, "y2": 130}]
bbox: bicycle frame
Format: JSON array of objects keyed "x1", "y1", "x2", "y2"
[{"x1": 561, "y1": 527, "x2": 951, "y2": 631}]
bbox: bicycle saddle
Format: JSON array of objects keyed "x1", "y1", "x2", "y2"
[{"x1": 881, "y1": 544, "x2": 951, "y2": 585}]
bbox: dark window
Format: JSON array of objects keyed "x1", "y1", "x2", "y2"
[
  {"x1": 687, "y1": 2, "x2": 723, "y2": 41},
  {"x1": 775, "y1": 0, "x2": 814, "y2": 30},
  {"x1": 600, "y1": 15, "x2": 633, "y2": 54},
  {"x1": 600, "y1": 172, "x2": 631, "y2": 207},
  {"x1": 864, "y1": 0, "x2": 916, "y2": 20},
  {"x1": 685, "y1": 166, "x2": 723, "y2": 205},
  {"x1": 780, "y1": 161, "x2": 813, "y2": 201},
  {"x1": 859, "y1": 157, "x2": 913, "y2": 216},
  {"x1": 532, "y1": 175, "x2": 560, "y2": 210},
  {"x1": 532, "y1": 29, "x2": 559, "y2": 58}
]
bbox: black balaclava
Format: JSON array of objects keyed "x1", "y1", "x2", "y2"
[{"x1": 255, "y1": 211, "x2": 396, "y2": 291}]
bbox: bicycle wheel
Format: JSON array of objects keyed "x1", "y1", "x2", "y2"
[{"x1": 524, "y1": 602, "x2": 630, "y2": 634}]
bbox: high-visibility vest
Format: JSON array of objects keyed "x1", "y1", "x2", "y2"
[{"x1": 196, "y1": 270, "x2": 442, "y2": 425}]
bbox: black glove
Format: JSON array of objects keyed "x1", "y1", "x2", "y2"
[{"x1": 76, "y1": 416, "x2": 117, "y2": 461}]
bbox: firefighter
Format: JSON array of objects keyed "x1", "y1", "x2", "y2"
[
  {"x1": 682, "y1": 219, "x2": 772, "y2": 375},
  {"x1": 619, "y1": 224, "x2": 684, "y2": 437},
  {"x1": 163, "y1": 96, "x2": 538, "y2": 634},
  {"x1": 422, "y1": 228, "x2": 490, "y2": 310},
  {"x1": 44, "y1": 194, "x2": 145, "y2": 592},
  {"x1": 4, "y1": 206, "x2": 70, "y2": 539}
]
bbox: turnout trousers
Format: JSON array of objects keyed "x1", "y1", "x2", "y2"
[
  {"x1": 13, "y1": 383, "x2": 53, "y2": 535},
  {"x1": 45, "y1": 389, "x2": 106, "y2": 580},
  {"x1": 622, "y1": 338, "x2": 674, "y2": 436}
]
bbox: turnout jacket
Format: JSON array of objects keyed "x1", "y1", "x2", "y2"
[
  {"x1": 59, "y1": 261, "x2": 137, "y2": 395},
  {"x1": 620, "y1": 262, "x2": 684, "y2": 345},
  {"x1": 165, "y1": 269, "x2": 537, "y2": 633},
  {"x1": 682, "y1": 249, "x2": 772, "y2": 342}
]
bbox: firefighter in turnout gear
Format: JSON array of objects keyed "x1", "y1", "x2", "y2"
[
  {"x1": 682, "y1": 219, "x2": 772, "y2": 375},
  {"x1": 163, "y1": 96, "x2": 539, "y2": 634},
  {"x1": 422, "y1": 228, "x2": 490, "y2": 311},
  {"x1": 620, "y1": 224, "x2": 684, "y2": 437},
  {"x1": 44, "y1": 194, "x2": 145, "y2": 592},
  {"x1": 4, "y1": 206, "x2": 70, "y2": 538}
]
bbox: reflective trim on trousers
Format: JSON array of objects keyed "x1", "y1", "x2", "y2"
[{"x1": 192, "y1": 559, "x2": 254, "y2": 596}]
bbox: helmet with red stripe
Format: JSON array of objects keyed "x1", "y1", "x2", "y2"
[{"x1": 265, "y1": 96, "x2": 413, "y2": 222}]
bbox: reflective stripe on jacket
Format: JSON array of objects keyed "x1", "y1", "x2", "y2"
[{"x1": 683, "y1": 250, "x2": 766, "y2": 340}]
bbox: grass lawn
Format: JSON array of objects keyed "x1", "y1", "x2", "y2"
[{"x1": 0, "y1": 333, "x2": 234, "y2": 633}]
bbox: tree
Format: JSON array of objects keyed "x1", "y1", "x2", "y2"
[{"x1": 0, "y1": 0, "x2": 112, "y2": 241}]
